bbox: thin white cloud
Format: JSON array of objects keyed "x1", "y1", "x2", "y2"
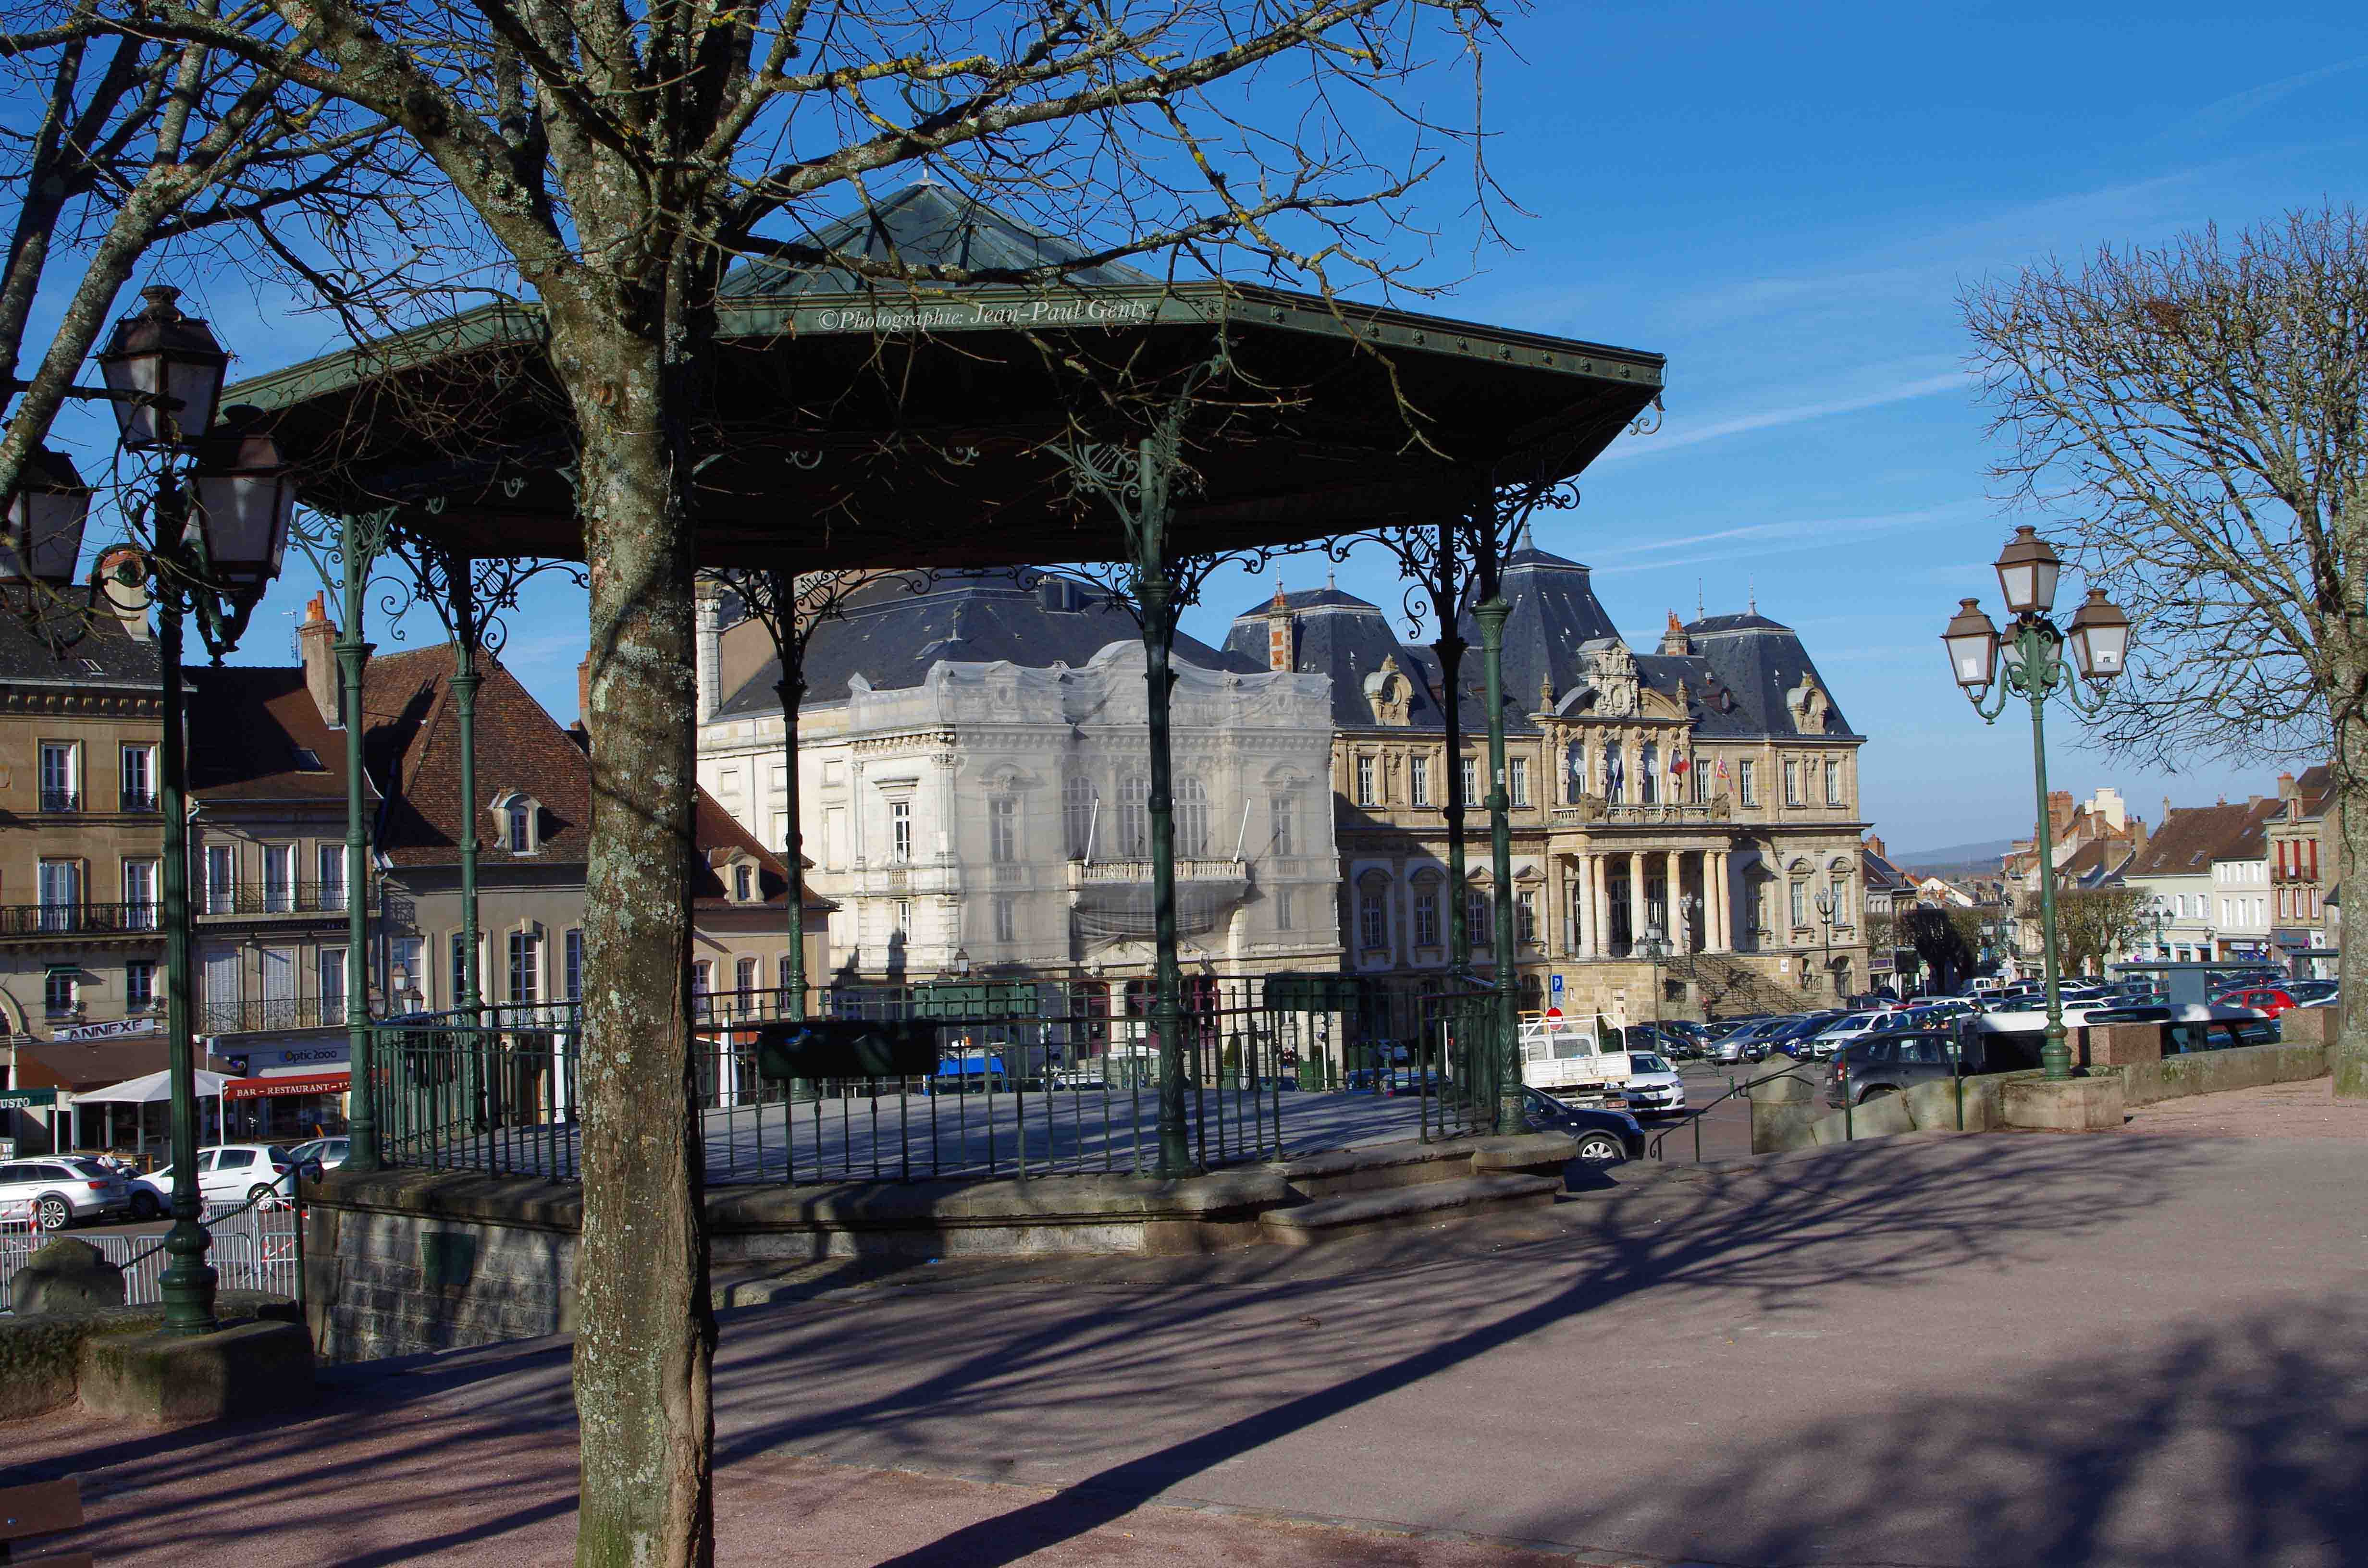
[
  {"x1": 1601, "y1": 371, "x2": 1969, "y2": 462},
  {"x1": 2175, "y1": 56, "x2": 2368, "y2": 142}
]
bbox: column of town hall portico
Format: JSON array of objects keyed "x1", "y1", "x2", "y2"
[{"x1": 1666, "y1": 848, "x2": 1685, "y2": 951}]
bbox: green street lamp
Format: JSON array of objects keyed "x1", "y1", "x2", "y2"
[
  {"x1": 1941, "y1": 527, "x2": 2132, "y2": 1082},
  {"x1": 96, "y1": 286, "x2": 294, "y2": 1337}
]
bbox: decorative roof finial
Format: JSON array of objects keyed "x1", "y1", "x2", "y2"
[
  {"x1": 1697, "y1": 577, "x2": 1705, "y2": 620},
  {"x1": 1326, "y1": 566, "x2": 1336, "y2": 591},
  {"x1": 1749, "y1": 576, "x2": 1757, "y2": 615}
]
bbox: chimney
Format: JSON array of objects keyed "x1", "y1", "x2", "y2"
[
  {"x1": 2278, "y1": 771, "x2": 2298, "y2": 800},
  {"x1": 1658, "y1": 609, "x2": 1690, "y2": 657},
  {"x1": 96, "y1": 546, "x2": 150, "y2": 641},
  {"x1": 1266, "y1": 582, "x2": 1294, "y2": 672},
  {"x1": 1864, "y1": 834, "x2": 1886, "y2": 860},
  {"x1": 297, "y1": 593, "x2": 341, "y2": 726},
  {"x1": 694, "y1": 585, "x2": 722, "y2": 723},
  {"x1": 578, "y1": 655, "x2": 592, "y2": 727}
]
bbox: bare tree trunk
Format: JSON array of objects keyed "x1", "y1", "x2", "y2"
[
  {"x1": 557, "y1": 302, "x2": 715, "y2": 1568},
  {"x1": 2332, "y1": 659, "x2": 2368, "y2": 1099}
]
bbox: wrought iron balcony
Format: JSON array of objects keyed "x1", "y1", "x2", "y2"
[
  {"x1": 117, "y1": 791, "x2": 160, "y2": 813},
  {"x1": 38, "y1": 788, "x2": 80, "y2": 813},
  {"x1": 195, "y1": 881, "x2": 351, "y2": 917},
  {"x1": 0, "y1": 902, "x2": 163, "y2": 938},
  {"x1": 198, "y1": 995, "x2": 349, "y2": 1034}
]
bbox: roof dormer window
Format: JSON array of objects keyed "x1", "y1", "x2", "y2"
[{"x1": 492, "y1": 790, "x2": 542, "y2": 855}]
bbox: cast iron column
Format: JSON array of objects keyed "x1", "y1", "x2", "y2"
[
  {"x1": 1476, "y1": 595, "x2": 1523, "y2": 1136},
  {"x1": 775, "y1": 667, "x2": 819, "y2": 1102},
  {"x1": 2023, "y1": 632, "x2": 2072, "y2": 1080},
  {"x1": 448, "y1": 564, "x2": 483, "y2": 1016},
  {"x1": 338, "y1": 512, "x2": 385, "y2": 1171},
  {"x1": 1433, "y1": 514, "x2": 1472, "y2": 971},
  {"x1": 154, "y1": 498, "x2": 218, "y2": 1335},
  {"x1": 1140, "y1": 533, "x2": 1193, "y2": 1177}
]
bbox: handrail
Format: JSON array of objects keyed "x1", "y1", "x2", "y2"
[{"x1": 1647, "y1": 1062, "x2": 1825, "y2": 1162}]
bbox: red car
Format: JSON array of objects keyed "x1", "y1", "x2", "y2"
[{"x1": 2214, "y1": 987, "x2": 2296, "y2": 1017}]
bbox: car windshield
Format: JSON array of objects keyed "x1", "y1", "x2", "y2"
[{"x1": 1630, "y1": 1054, "x2": 1670, "y2": 1073}]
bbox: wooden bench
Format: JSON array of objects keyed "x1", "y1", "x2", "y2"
[{"x1": 0, "y1": 1478, "x2": 93, "y2": 1567}]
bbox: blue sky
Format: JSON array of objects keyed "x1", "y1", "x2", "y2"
[{"x1": 51, "y1": 0, "x2": 2367, "y2": 858}]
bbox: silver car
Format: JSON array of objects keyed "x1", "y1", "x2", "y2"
[
  {"x1": 1620, "y1": 1052, "x2": 1689, "y2": 1116},
  {"x1": 0, "y1": 1156, "x2": 134, "y2": 1230}
]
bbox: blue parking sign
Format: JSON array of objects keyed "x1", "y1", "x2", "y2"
[{"x1": 1549, "y1": 973, "x2": 1564, "y2": 998}]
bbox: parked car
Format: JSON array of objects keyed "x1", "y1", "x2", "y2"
[
  {"x1": 2285, "y1": 979, "x2": 2338, "y2": 1003},
  {"x1": 2215, "y1": 986, "x2": 2300, "y2": 1017},
  {"x1": 284, "y1": 1136, "x2": 351, "y2": 1177},
  {"x1": 130, "y1": 1144, "x2": 301, "y2": 1217},
  {"x1": 1620, "y1": 1052, "x2": 1688, "y2": 1116},
  {"x1": 1765, "y1": 1013, "x2": 1846, "y2": 1058},
  {"x1": 0, "y1": 1156, "x2": 135, "y2": 1230},
  {"x1": 1824, "y1": 1032, "x2": 1962, "y2": 1107},
  {"x1": 1700, "y1": 1016, "x2": 1768, "y2": 1044},
  {"x1": 1520, "y1": 1087, "x2": 1647, "y2": 1165}
]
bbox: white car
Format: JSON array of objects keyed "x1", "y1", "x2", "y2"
[
  {"x1": 129, "y1": 1144, "x2": 300, "y2": 1218},
  {"x1": 0, "y1": 1156, "x2": 135, "y2": 1230},
  {"x1": 284, "y1": 1136, "x2": 350, "y2": 1175},
  {"x1": 1620, "y1": 1052, "x2": 1688, "y2": 1116}
]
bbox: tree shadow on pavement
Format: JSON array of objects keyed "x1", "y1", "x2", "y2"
[
  {"x1": 1497, "y1": 1292, "x2": 2368, "y2": 1567},
  {"x1": 702, "y1": 1133, "x2": 2234, "y2": 1566},
  {"x1": 0, "y1": 1131, "x2": 2286, "y2": 1567}
]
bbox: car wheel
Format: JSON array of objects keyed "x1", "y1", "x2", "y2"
[
  {"x1": 1860, "y1": 1085, "x2": 1899, "y2": 1103},
  {"x1": 1571, "y1": 1130, "x2": 1627, "y2": 1165},
  {"x1": 129, "y1": 1190, "x2": 162, "y2": 1221},
  {"x1": 247, "y1": 1184, "x2": 278, "y2": 1207},
  {"x1": 36, "y1": 1194, "x2": 73, "y2": 1230}
]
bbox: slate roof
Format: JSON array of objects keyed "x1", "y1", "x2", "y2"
[
  {"x1": 187, "y1": 667, "x2": 367, "y2": 805},
  {"x1": 715, "y1": 568, "x2": 1260, "y2": 718},
  {"x1": 1862, "y1": 847, "x2": 1912, "y2": 892},
  {"x1": 720, "y1": 183, "x2": 1158, "y2": 297},
  {"x1": 1221, "y1": 543, "x2": 1853, "y2": 742},
  {"x1": 2125, "y1": 799, "x2": 2282, "y2": 879},
  {"x1": 1679, "y1": 611, "x2": 1861, "y2": 742},
  {"x1": 0, "y1": 586, "x2": 160, "y2": 686},
  {"x1": 1219, "y1": 584, "x2": 1442, "y2": 731}
]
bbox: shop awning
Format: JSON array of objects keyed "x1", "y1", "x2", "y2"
[
  {"x1": 76, "y1": 1068, "x2": 230, "y2": 1103},
  {"x1": 223, "y1": 1072, "x2": 351, "y2": 1102}
]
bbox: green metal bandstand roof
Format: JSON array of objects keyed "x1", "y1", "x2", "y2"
[{"x1": 227, "y1": 185, "x2": 1665, "y2": 569}]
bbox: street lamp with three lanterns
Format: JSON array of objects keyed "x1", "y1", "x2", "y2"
[
  {"x1": 1941, "y1": 525, "x2": 2132, "y2": 1082},
  {"x1": 3, "y1": 283, "x2": 296, "y2": 1336}
]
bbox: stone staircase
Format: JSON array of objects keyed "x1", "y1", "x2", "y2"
[
  {"x1": 1256, "y1": 1133, "x2": 1575, "y2": 1246},
  {"x1": 1681, "y1": 951, "x2": 1801, "y2": 1019}
]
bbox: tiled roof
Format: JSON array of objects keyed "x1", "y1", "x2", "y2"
[
  {"x1": 2125, "y1": 799, "x2": 2282, "y2": 878},
  {"x1": 187, "y1": 667, "x2": 366, "y2": 804},
  {"x1": 362, "y1": 643, "x2": 591, "y2": 869},
  {"x1": 366, "y1": 639, "x2": 828, "y2": 907}
]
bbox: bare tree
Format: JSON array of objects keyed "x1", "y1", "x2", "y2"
[
  {"x1": 1964, "y1": 208, "x2": 2368, "y2": 1097},
  {"x1": 40, "y1": 2, "x2": 1520, "y2": 1560},
  {"x1": 0, "y1": 3, "x2": 416, "y2": 526},
  {"x1": 2018, "y1": 885, "x2": 2150, "y2": 980}
]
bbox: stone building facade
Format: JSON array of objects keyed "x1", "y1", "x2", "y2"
[
  {"x1": 1222, "y1": 545, "x2": 1869, "y2": 1022},
  {"x1": 695, "y1": 569, "x2": 1344, "y2": 990},
  {"x1": 0, "y1": 587, "x2": 165, "y2": 1048}
]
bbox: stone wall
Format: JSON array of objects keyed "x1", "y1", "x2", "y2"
[{"x1": 304, "y1": 1164, "x2": 1287, "y2": 1362}]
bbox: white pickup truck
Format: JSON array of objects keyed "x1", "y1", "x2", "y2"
[{"x1": 1518, "y1": 1013, "x2": 1634, "y2": 1105}]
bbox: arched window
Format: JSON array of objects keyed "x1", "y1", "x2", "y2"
[
  {"x1": 1639, "y1": 742, "x2": 1660, "y2": 804},
  {"x1": 1564, "y1": 739, "x2": 1586, "y2": 804},
  {"x1": 1063, "y1": 775, "x2": 1098, "y2": 859},
  {"x1": 1177, "y1": 776, "x2": 1209, "y2": 858},
  {"x1": 1118, "y1": 773, "x2": 1149, "y2": 858}
]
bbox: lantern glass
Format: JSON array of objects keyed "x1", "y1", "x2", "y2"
[
  {"x1": 0, "y1": 447, "x2": 94, "y2": 585},
  {"x1": 2066, "y1": 588, "x2": 2133, "y2": 682},
  {"x1": 1941, "y1": 598, "x2": 1999, "y2": 690},
  {"x1": 1993, "y1": 525, "x2": 2061, "y2": 616},
  {"x1": 189, "y1": 434, "x2": 295, "y2": 585},
  {"x1": 98, "y1": 286, "x2": 229, "y2": 450}
]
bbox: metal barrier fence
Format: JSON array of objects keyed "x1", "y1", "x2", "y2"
[
  {"x1": 0, "y1": 1195, "x2": 301, "y2": 1312},
  {"x1": 370, "y1": 975, "x2": 1509, "y2": 1185}
]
